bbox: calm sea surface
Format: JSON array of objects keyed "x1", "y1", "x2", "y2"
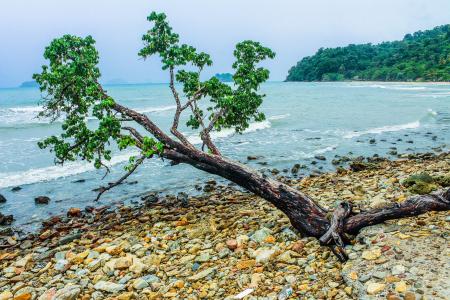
[{"x1": 0, "y1": 82, "x2": 449, "y2": 230}]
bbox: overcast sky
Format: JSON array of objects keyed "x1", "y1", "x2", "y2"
[{"x1": 0, "y1": 0, "x2": 449, "y2": 87}]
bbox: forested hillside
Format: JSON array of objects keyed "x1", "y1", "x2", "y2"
[{"x1": 286, "y1": 25, "x2": 450, "y2": 82}]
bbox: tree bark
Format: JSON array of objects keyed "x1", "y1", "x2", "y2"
[{"x1": 111, "y1": 97, "x2": 450, "y2": 260}]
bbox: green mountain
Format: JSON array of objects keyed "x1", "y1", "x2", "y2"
[
  {"x1": 19, "y1": 80, "x2": 39, "y2": 88},
  {"x1": 286, "y1": 25, "x2": 450, "y2": 82}
]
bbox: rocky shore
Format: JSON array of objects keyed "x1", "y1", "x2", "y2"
[{"x1": 0, "y1": 153, "x2": 449, "y2": 300}]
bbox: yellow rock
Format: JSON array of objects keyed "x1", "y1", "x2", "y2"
[
  {"x1": 236, "y1": 259, "x2": 255, "y2": 270},
  {"x1": 163, "y1": 292, "x2": 177, "y2": 298},
  {"x1": 396, "y1": 194, "x2": 407, "y2": 202},
  {"x1": 264, "y1": 235, "x2": 276, "y2": 243},
  {"x1": 12, "y1": 293, "x2": 31, "y2": 300},
  {"x1": 361, "y1": 248, "x2": 381, "y2": 260},
  {"x1": 367, "y1": 282, "x2": 385, "y2": 295},
  {"x1": 397, "y1": 233, "x2": 411, "y2": 239},
  {"x1": 173, "y1": 280, "x2": 185, "y2": 289},
  {"x1": 344, "y1": 286, "x2": 352, "y2": 296},
  {"x1": 395, "y1": 281, "x2": 407, "y2": 293},
  {"x1": 115, "y1": 256, "x2": 133, "y2": 270},
  {"x1": 117, "y1": 292, "x2": 134, "y2": 300},
  {"x1": 299, "y1": 284, "x2": 309, "y2": 291},
  {"x1": 0, "y1": 291, "x2": 13, "y2": 300},
  {"x1": 349, "y1": 271, "x2": 358, "y2": 280},
  {"x1": 385, "y1": 275, "x2": 400, "y2": 283},
  {"x1": 105, "y1": 245, "x2": 122, "y2": 255},
  {"x1": 250, "y1": 273, "x2": 262, "y2": 288}
]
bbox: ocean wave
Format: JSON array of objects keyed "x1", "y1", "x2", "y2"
[
  {"x1": 0, "y1": 151, "x2": 138, "y2": 189},
  {"x1": 187, "y1": 120, "x2": 272, "y2": 144},
  {"x1": 137, "y1": 105, "x2": 176, "y2": 113},
  {"x1": 348, "y1": 84, "x2": 427, "y2": 91},
  {"x1": 0, "y1": 106, "x2": 45, "y2": 125},
  {"x1": 344, "y1": 121, "x2": 421, "y2": 139},
  {"x1": 312, "y1": 144, "x2": 337, "y2": 155},
  {"x1": 268, "y1": 114, "x2": 290, "y2": 120},
  {"x1": 0, "y1": 104, "x2": 177, "y2": 127}
]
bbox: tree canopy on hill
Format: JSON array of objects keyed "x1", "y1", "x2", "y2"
[{"x1": 286, "y1": 25, "x2": 450, "y2": 82}]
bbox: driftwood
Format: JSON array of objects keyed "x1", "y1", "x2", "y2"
[{"x1": 108, "y1": 98, "x2": 450, "y2": 260}]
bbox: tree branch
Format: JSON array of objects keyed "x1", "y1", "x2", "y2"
[
  {"x1": 344, "y1": 188, "x2": 450, "y2": 234},
  {"x1": 94, "y1": 156, "x2": 146, "y2": 201},
  {"x1": 169, "y1": 67, "x2": 196, "y2": 148}
]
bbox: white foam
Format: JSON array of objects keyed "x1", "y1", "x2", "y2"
[
  {"x1": 187, "y1": 120, "x2": 272, "y2": 144},
  {"x1": 0, "y1": 151, "x2": 138, "y2": 189},
  {"x1": 427, "y1": 108, "x2": 438, "y2": 116},
  {"x1": 0, "y1": 106, "x2": 45, "y2": 125},
  {"x1": 0, "y1": 104, "x2": 177, "y2": 126},
  {"x1": 137, "y1": 105, "x2": 176, "y2": 113},
  {"x1": 344, "y1": 121, "x2": 421, "y2": 139},
  {"x1": 312, "y1": 144, "x2": 337, "y2": 155},
  {"x1": 348, "y1": 84, "x2": 428, "y2": 91},
  {"x1": 268, "y1": 114, "x2": 290, "y2": 120}
]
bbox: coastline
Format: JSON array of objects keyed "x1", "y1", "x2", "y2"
[
  {"x1": 283, "y1": 80, "x2": 450, "y2": 85},
  {"x1": 0, "y1": 152, "x2": 448, "y2": 299}
]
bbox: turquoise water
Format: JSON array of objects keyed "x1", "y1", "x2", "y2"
[{"x1": 0, "y1": 82, "x2": 449, "y2": 230}]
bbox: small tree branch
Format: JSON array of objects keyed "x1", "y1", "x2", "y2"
[
  {"x1": 344, "y1": 188, "x2": 450, "y2": 234},
  {"x1": 169, "y1": 67, "x2": 196, "y2": 148},
  {"x1": 94, "y1": 156, "x2": 146, "y2": 201},
  {"x1": 189, "y1": 101, "x2": 221, "y2": 155}
]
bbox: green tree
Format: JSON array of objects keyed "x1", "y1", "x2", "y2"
[
  {"x1": 34, "y1": 12, "x2": 450, "y2": 261},
  {"x1": 286, "y1": 24, "x2": 450, "y2": 82}
]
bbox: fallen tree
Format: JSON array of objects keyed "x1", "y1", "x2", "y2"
[{"x1": 34, "y1": 12, "x2": 449, "y2": 261}]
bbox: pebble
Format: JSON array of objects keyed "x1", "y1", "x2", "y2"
[
  {"x1": 93, "y1": 281, "x2": 125, "y2": 293},
  {"x1": 366, "y1": 282, "x2": 385, "y2": 294},
  {"x1": 0, "y1": 153, "x2": 448, "y2": 299}
]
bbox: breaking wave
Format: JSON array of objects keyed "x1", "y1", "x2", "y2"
[
  {"x1": 344, "y1": 121, "x2": 421, "y2": 139},
  {"x1": 0, "y1": 105, "x2": 177, "y2": 127},
  {"x1": 0, "y1": 151, "x2": 139, "y2": 189}
]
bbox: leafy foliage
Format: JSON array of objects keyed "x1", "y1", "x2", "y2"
[
  {"x1": 33, "y1": 11, "x2": 274, "y2": 192},
  {"x1": 140, "y1": 12, "x2": 275, "y2": 134},
  {"x1": 286, "y1": 25, "x2": 450, "y2": 82}
]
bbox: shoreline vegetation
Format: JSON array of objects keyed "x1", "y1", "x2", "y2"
[
  {"x1": 0, "y1": 152, "x2": 449, "y2": 299},
  {"x1": 286, "y1": 24, "x2": 450, "y2": 82}
]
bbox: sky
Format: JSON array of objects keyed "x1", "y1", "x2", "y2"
[{"x1": 0, "y1": 0, "x2": 449, "y2": 88}]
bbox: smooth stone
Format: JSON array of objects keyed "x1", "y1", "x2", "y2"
[
  {"x1": 250, "y1": 227, "x2": 272, "y2": 243},
  {"x1": 93, "y1": 281, "x2": 125, "y2": 293},
  {"x1": 132, "y1": 278, "x2": 148, "y2": 290},
  {"x1": 53, "y1": 286, "x2": 81, "y2": 300},
  {"x1": 391, "y1": 264, "x2": 406, "y2": 275},
  {"x1": 366, "y1": 282, "x2": 385, "y2": 295}
]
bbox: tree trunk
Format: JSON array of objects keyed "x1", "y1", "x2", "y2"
[
  {"x1": 113, "y1": 101, "x2": 450, "y2": 260},
  {"x1": 164, "y1": 148, "x2": 450, "y2": 248}
]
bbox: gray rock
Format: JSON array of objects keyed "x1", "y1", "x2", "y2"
[
  {"x1": 250, "y1": 227, "x2": 272, "y2": 243},
  {"x1": 58, "y1": 233, "x2": 82, "y2": 245},
  {"x1": 53, "y1": 285, "x2": 81, "y2": 300},
  {"x1": 94, "y1": 281, "x2": 125, "y2": 293}
]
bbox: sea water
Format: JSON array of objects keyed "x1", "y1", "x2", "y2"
[{"x1": 0, "y1": 82, "x2": 449, "y2": 230}]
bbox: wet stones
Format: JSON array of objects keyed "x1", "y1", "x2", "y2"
[
  {"x1": 67, "y1": 207, "x2": 81, "y2": 218},
  {"x1": 0, "y1": 194, "x2": 6, "y2": 203},
  {"x1": 35, "y1": 196, "x2": 50, "y2": 205},
  {"x1": 0, "y1": 213, "x2": 13, "y2": 225}
]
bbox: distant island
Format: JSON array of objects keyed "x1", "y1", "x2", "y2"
[
  {"x1": 214, "y1": 73, "x2": 233, "y2": 82},
  {"x1": 286, "y1": 24, "x2": 450, "y2": 82},
  {"x1": 19, "y1": 80, "x2": 39, "y2": 88}
]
